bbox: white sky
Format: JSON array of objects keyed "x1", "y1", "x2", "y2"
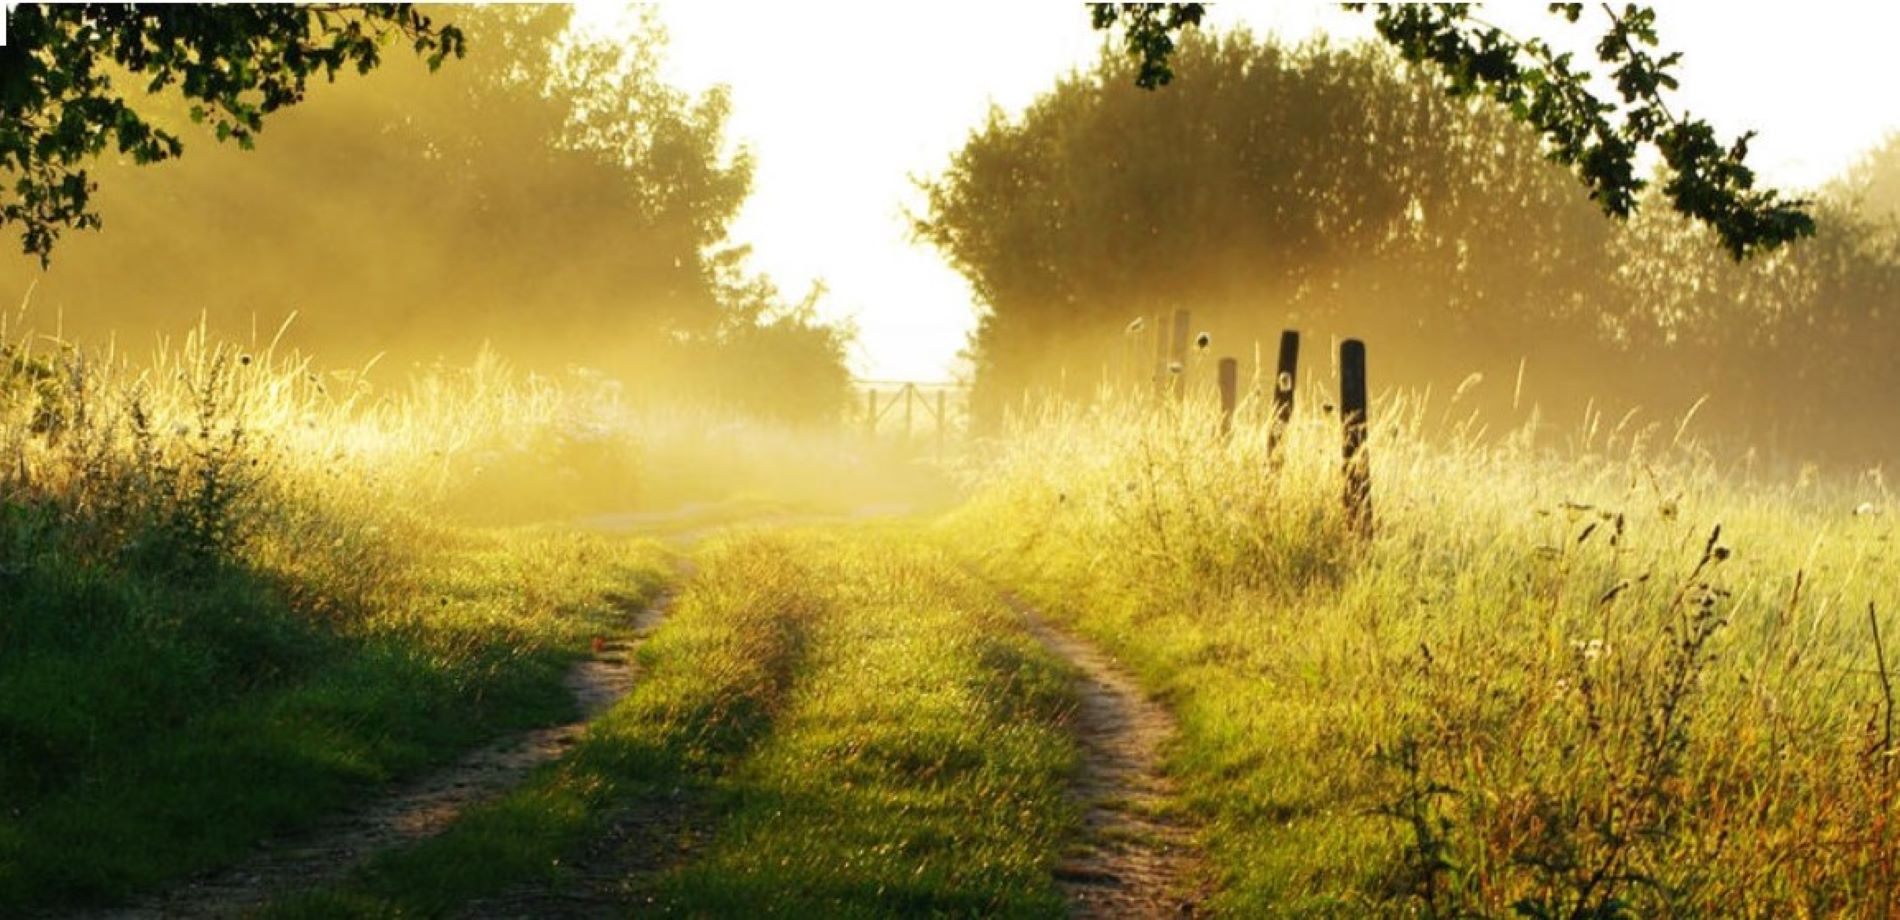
[{"x1": 582, "y1": 2, "x2": 1900, "y2": 382}]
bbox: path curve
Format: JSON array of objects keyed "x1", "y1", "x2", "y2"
[
  {"x1": 1006, "y1": 595, "x2": 1206, "y2": 918},
  {"x1": 86, "y1": 593, "x2": 674, "y2": 920}
]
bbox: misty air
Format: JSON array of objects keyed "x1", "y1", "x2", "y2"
[{"x1": 2, "y1": 4, "x2": 1897, "y2": 918}]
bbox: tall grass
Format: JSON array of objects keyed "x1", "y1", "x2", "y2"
[
  {"x1": 0, "y1": 324, "x2": 674, "y2": 908},
  {"x1": 950, "y1": 374, "x2": 1898, "y2": 916}
]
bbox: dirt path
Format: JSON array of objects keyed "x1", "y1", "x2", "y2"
[
  {"x1": 1007, "y1": 596, "x2": 1206, "y2": 918},
  {"x1": 87, "y1": 594, "x2": 674, "y2": 920}
]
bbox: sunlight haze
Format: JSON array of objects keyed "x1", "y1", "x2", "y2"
[
  {"x1": 577, "y1": 2, "x2": 1900, "y2": 381},
  {"x1": 13, "y1": 5, "x2": 1900, "y2": 914}
]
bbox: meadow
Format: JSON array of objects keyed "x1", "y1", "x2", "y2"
[
  {"x1": 0, "y1": 324, "x2": 686, "y2": 908},
  {"x1": 3, "y1": 325, "x2": 1895, "y2": 917},
  {"x1": 949, "y1": 371, "x2": 1899, "y2": 916}
]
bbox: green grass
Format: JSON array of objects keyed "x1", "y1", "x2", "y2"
[
  {"x1": 270, "y1": 529, "x2": 1080, "y2": 918},
  {"x1": 0, "y1": 524, "x2": 670, "y2": 910},
  {"x1": 656, "y1": 532, "x2": 1076, "y2": 917},
  {"x1": 948, "y1": 391, "x2": 1900, "y2": 917},
  {"x1": 262, "y1": 532, "x2": 824, "y2": 916}
]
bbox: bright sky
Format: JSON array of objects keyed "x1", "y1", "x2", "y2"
[{"x1": 583, "y1": 2, "x2": 1900, "y2": 382}]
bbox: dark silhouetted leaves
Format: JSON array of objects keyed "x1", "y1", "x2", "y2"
[
  {"x1": 0, "y1": 4, "x2": 465, "y2": 264},
  {"x1": 1090, "y1": 4, "x2": 1814, "y2": 260}
]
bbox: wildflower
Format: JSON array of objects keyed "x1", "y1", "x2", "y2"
[
  {"x1": 1855, "y1": 501, "x2": 1880, "y2": 516},
  {"x1": 1168, "y1": 362, "x2": 1183, "y2": 374}
]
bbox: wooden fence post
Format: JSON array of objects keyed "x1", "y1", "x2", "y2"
[
  {"x1": 1267, "y1": 330, "x2": 1300, "y2": 465},
  {"x1": 1340, "y1": 338, "x2": 1372, "y2": 536},
  {"x1": 1151, "y1": 311, "x2": 1168, "y2": 399},
  {"x1": 866, "y1": 388, "x2": 878, "y2": 440},
  {"x1": 903, "y1": 384, "x2": 915, "y2": 445},
  {"x1": 1218, "y1": 357, "x2": 1238, "y2": 439},
  {"x1": 1168, "y1": 309, "x2": 1191, "y2": 402},
  {"x1": 936, "y1": 389, "x2": 948, "y2": 458}
]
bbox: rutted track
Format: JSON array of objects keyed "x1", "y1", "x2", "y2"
[
  {"x1": 86, "y1": 594, "x2": 674, "y2": 920},
  {"x1": 1006, "y1": 596, "x2": 1207, "y2": 918}
]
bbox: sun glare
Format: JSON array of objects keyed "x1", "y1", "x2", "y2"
[
  {"x1": 11, "y1": 4, "x2": 1900, "y2": 916},
  {"x1": 569, "y1": 2, "x2": 1900, "y2": 382}
]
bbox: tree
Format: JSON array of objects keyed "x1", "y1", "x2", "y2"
[
  {"x1": 0, "y1": 4, "x2": 465, "y2": 263},
  {"x1": 925, "y1": 26, "x2": 1900, "y2": 459},
  {"x1": 1835, "y1": 132, "x2": 1900, "y2": 219},
  {"x1": 918, "y1": 32, "x2": 1618, "y2": 420},
  {"x1": 1089, "y1": 3, "x2": 1814, "y2": 259},
  {"x1": 1, "y1": 7, "x2": 855, "y2": 424}
]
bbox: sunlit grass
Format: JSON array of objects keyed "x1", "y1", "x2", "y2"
[
  {"x1": 949, "y1": 379, "x2": 1899, "y2": 916},
  {"x1": 268, "y1": 531, "x2": 1077, "y2": 917},
  {"x1": 0, "y1": 324, "x2": 679, "y2": 909},
  {"x1": 657, "y1": 531, "x2": 1075, "y2": 917},
  {"x1": 263, "y1": 533, "x2": 823, "y2": 916}
]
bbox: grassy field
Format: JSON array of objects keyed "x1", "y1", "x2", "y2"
[
  {"x1": 0, "y1": 333, "x2": 676, "y2": 910},
  {"x1": 8, "y1": 323, "x2": 1899, "y2": 917},
  {"x1": 948, "y1": 384, "x2": 1899, "y2": 917},
  {"x1": 269, "y1": 531, "x2": 1078, "y2": 917}
]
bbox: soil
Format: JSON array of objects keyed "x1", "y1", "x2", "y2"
[{"x1": 1008, "y1": 596, "x2": 1208, "y2": 918}]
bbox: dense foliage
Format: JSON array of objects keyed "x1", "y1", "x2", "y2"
[
  {"x1": 2, "y1": 7, "x2": 851, "y2": 423},
  {"x1": 0, "y1": 4, "x2": 465, "y2": 263},
  {"x1": 921, "y1": 31, "x2": 1900, "y2": 463},
  {"x1": 919, "y1": 34, "x2": 1612, "y2": 421},
  {"x1": 1090, "y1": 3, "x2": 1814, "y2": 259}
]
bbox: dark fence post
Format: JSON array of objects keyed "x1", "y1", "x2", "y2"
[
  {"x1": 1218, "y1": 357, "x2": 1238, "y2": 439},
  {"x1": 1267, "y1": 330, "x2": 1300, "y2": 465},
  {"x1": 1168, "y1": 309, "x2": 1191, "y2": 402},
  {"x1": 1340, "y1": 338, "x2": 1372, "y2": 536}
]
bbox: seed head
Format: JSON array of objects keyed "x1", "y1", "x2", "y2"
[{"x1": 1195, "y1": 332, "x2": 1211, "y2": 350}]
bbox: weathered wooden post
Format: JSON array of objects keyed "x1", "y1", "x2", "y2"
[
  {"x1": 1340, "y1": 338, "x2": 1372, "y2": 536},
  {"x1": 866, "y1": 388, "x2": 878, "y2": 441},
  {"x1": 1168, "y1": 309, "x2": 1191, "y2": 402},
  {"x1": 1150, "y1": 311, "x2": 1168, "y2": 399},
  {"x1": 903, "y1": 384, "x2": 915, "y2": 445},
  {"x1": 1218, "y1": 357, "x2": 1238, "y2": 439},
  {"x1": 1267, "y1": 330, "x2": 1300, "y2": 466},
  {"x1": 936, "y1": 389, "x2": 948, "y2": 458}
]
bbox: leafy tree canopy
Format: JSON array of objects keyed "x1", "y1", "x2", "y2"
[
  {"x1": 918, "y1": 32, "x2": 1616, "y2": 415},
  {"x1": 1, "y1": 7, "x2": 853, "y2": 422},
  {"x1": 0, "y1": 3, "x2": 464, "y2": 263},
  {"x1": 1089, "y1": 2, "x2": 1815, "y2": 259}
]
